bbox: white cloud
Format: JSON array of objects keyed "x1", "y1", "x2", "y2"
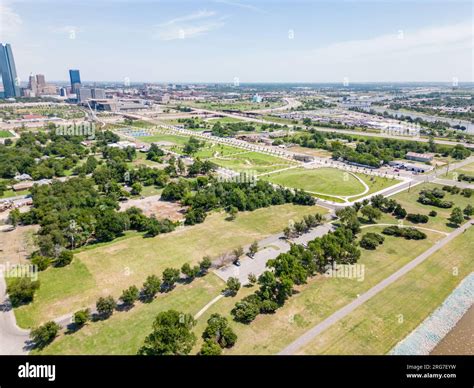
[
  {"x1": 182, "y1": 20, "x2": 473, "y2": 83},
  {"x1": 306, "y1": 21, "x2": 473, "y2": 65},
  {"x1": 214, "y1": 0, "x2": 266, "y2": 14},
  {"x1": 0, "y1": 3, "x2": 22, "y2": 40},
  {"x1": 154, "y1": 10, "x2": 225, "y2": 41},
  {"x1": 257, "y1": 20, "x2": 474, "y2": 82}
]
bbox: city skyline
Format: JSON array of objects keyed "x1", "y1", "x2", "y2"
[
  {"x1": 0, "y1": 0, "x2": 472, "y2": 83},
  {"x1": 0, "y1": 43, "x2": 20, "y2": 97}
]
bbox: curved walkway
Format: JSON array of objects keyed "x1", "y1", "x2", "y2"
[{"x1": 0, "y1": 271, "x2": 31, "y2": 354}]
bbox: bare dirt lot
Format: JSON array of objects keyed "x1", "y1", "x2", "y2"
[
  {"x1": 0, "y1": 225, "x2": 39, "y2": 265},
  {"x1": 119, "y1": 195, "x2": 186, "y2": 221}
]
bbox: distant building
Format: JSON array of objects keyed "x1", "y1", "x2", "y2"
[
  {"x1": 389, "y1": 160, "x2": 433, "y2": 173},
  {"x1": 26, "y1": 73, "x2": 56, "y2": 96},
  {"x1": 405, "y1": 152, "x2": 433, "y2": 163},
  {"x1": 69, "y1": 69, "x2": 81, "y2": 93},
  {"x1": 59, "y1": 87, "x2": 68, "y2": 97},
  {"x1": 77, "y1": 87, "x2": 92, "y2": 102},
  {"x1": 91, "y1": 88, "x2": 105, "y2": 99},
  {"x1": 0, "y1": 43, "x2": 20, "y2": 98},
  {"x1": 36, "y1": 74, "x2": 46, "y2": 87},
  {"x1": 252, "y1": 93, "x2": 263, "y2": 103},
  {"x1": 293, "y1": 154, "x2": 314, "y2": 162},
  {"x1": 28, "y1": 74, "x2": 38, "y2": 96}
]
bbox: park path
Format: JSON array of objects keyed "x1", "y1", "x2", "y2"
[
  {"x1": 0, "y1": 271, "x2": 31, "y2": 355},
  {"x1": 194, "y1": 294, "x2": 224, "y2": 320},
  {"x1": 278, "y1": 220, "x2": 473, "y2": 355}
]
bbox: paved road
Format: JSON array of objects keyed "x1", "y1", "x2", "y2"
[
  {"x1": 278, "y1": 220, "x2": 473, "y2": 355},
  {"x1": 184, "y1": 106, "x2": 474, "y2": 149},
  {"x1": 247, "y1": 98, "x2": 301, "y2": 114},
  {"x1": 214, "y1": 223, "x2": 335, "y2": 284},
  {"x1": 0, "y1": 271, "x2": 31, "y2": 354}
]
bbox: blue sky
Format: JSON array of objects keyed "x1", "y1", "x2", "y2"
[{"x1": 1, "y1": 0, "x2": 472, "y2": 83}]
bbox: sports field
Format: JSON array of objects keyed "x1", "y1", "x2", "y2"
[
  {"x1": 209, "y1": 151, "x2": 295, "y2": 174},
  {"x1": 262, "y1": 167, "x2": 398, "y2": 200},
  {"x1": 13, "y1": 204, "x2": 327, "y2": 328},
  {"x1": 263, "y1": 167, "x2": 364, "y2": 196}
]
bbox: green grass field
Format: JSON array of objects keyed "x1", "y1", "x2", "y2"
[
  {"x1": 209, "y1": 151, "x2": 294, "y2": 174},
  {"x1": 0, "y1": 130, "x2": 13, "y2": 137},
  {"x1": 193, "y1": 143, "x2": 244, "y2": 159},
  {"x1": 445, "y1": 161, "x2": 474, "y2": 179},
  {"x1": 389, "y1": 183, "x2": 474, "y2": 232},
  {"x1": 34, "y1": 223, "x2": 443, "y2": 355},
  {"x1": 140, "y1": 133, "x2": 190, "y2": 146},
  {"x1": 205, "y1": 117, "x2": 245, "y2": 124},
  {"x1": 0, "y1": 188, "x2": 30, "y2": 199},
  {"x1": 350, "y1": 173, "x2": 401, "y2": 201},
  {"x1": 36, "y1": 273, "x2": 225, "y2": 355},
  {"x1": 262, "y1": 167, "x2": 364, "y2": 196},
  {"x1": 297, "y1": 226, "x2": 474, "y2": 355},
  {"x1": 13, "y1": 204, "x2": 327, "y2": 328}
]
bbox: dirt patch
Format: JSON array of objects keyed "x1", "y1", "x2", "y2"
[
  {"x1": 0, "y1": 225, "x2": 39, "y2": 265},
  {"x1": 119, "y1": 195, "x2": 186, "y2": 221}
]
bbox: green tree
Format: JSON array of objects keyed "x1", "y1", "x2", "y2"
[
  {"x1": 463, "y1": 204, "x2": 474, "y2": 217},
  {"x1": 162, "y1": 267, "x2": 181, "y2": 291},
  {"x1": 361, "y1": 205, "x2": 382, "y2": 223},
  {"x1": 96, "y1": 296, "x2": 116, "y2": 318},
  {"x1": 181, "y1": 263, "x2": 200, "y2": 280},
  {"x1": 30, "y1": 254, "x2": 51, "y2": 271},
  {"x1": 142, "y1": 275, "x2": 162, "y2": 300},
  {"x1": 73, "y1": 309, "x2": 91, "y2": 327},
  {"x1": 227, "y1": 206, "x2": 238, "y2": 220},
  {"x1": 202, "y1": 313, "x2": 237, "y2": 348},
  {"x1": 233, "y1": 246, "x2": 244, "y2": 260},
  {"x1": 131, "y1": 182, "x2": 142, "y2": 195},
  {"x1": 199, "y1": 256, "x2": 212, "y2": 273},
  {"x1": 138, "y1": 310, "x2": 196, "y2": 355},
  {"x1": 200, "y1": 339, "x2": 222, "y2": 355},
  {"x1": 54, "y1": 250, "x2": 73, "y2": 267},
  {"x1": 449, "y1": 207, "x2": 464, "y2": 226},
  {"x1": 231, "y1": 298, "x2": 260, "y2": 324},
  {"x1": 225, "y1": 277, "x2": 241, "y2": 296},
  {"x1": 120, "y1": 285, "x2": 140, "y2": 306},
  {"x1": 30, "y1": 321, "x2": 60, "y2": 349},
  {"x1": 336, "y1": 207, "x2": 360, "y2": 233},
  {"x1": 7, "y1": 277, "x2": 40, "y2": 307},
  {"x1": 248, "y1": 273, "x2": 257, "y2": 285},
  {"x1": 249, "y1": 241, "x2": 259, "y2": 257},
  {"x1": 8, "y1": 208, "x2": 20, "y2": 227}
]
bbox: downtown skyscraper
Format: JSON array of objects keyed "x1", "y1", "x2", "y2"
[
  {"x1": 0, "y1": 43, "x2": 20, "y2": 98},
  {"x1": 69, "y1": 69, "x2": 81, "y2": 93}
]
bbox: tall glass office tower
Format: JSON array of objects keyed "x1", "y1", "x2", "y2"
[
  {"x1": 69, "y1": 69, "x2": 81, "y2": 92},
  {"x1": 0, "y1": 43, "x2": 21, "y2": 98}
]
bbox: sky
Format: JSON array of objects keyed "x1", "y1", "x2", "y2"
[{"x1": 0, "y1": 0, "x2": 473, "y2": 83}]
